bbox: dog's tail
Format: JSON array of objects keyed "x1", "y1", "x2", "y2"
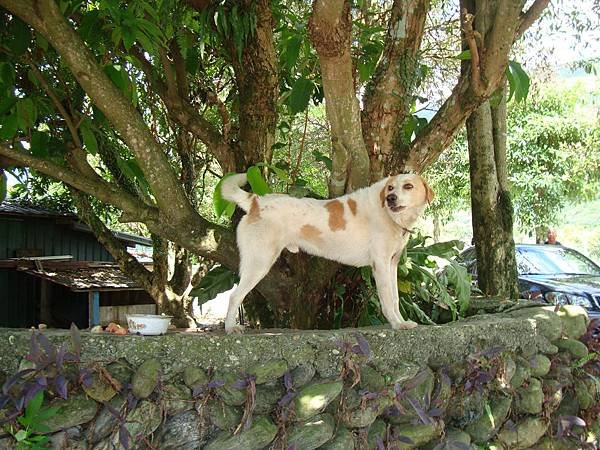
[{"x1": 221, "y1": 173, "x2": 253, "y2": 211}]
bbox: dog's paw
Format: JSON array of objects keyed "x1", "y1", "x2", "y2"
[
  {"x1": 391, "y1": 320, "x2": 418, "y2": 330},
  {"x1": 225, "y1": 324, "x2": 245, "y2": 334}
]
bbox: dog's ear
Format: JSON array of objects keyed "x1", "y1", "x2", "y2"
[{"x1": 420, "y1": 176, "x2": 435, "y2": 204}]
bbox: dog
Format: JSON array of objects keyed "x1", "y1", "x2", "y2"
[{"x1": 220, "y1": 173, "x2": 435, "y2": 333}]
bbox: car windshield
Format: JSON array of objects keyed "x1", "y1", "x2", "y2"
[{"x1": 516, "y1": 246, "x2": 600, "y2": 276}]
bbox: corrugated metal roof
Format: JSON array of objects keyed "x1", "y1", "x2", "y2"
[
  {"x1": 18, "y1": 266, "x2": 143, "y2": 291},
  {"x1": 0, "y1": 202, "x2": 77, "y2": 219},
  {"x1": 1, "y1": 201, "x2": 152, "y2": 246}
]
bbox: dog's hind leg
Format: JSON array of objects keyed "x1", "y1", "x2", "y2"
[{"x1": 225, "y1": 241, "x2": 281, "y2": 334}]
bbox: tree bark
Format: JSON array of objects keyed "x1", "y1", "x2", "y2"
[
  {"x1": 467, "y1": 84, "x2": 518, "y2": 298},
  {"x1": 362, "y1": 0, "x2": 429, "y2": 181},
  {"x1": 309, "y1": 0, "x2": 370, "y2": 194},
  {"x1": 433, "y1": 214, "x2": 442, "y2": 243},
  {"x1": 230, "y1": 0, "x2": 278, "y2": 170}
]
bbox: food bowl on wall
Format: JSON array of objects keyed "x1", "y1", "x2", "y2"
[{"x1": 126, "y1": 314, "x2": 172, "y2": 336}]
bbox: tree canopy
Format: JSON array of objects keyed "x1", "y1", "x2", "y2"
[{"x1": 0, "y1": 0, "x2": 551, "y2": 327}]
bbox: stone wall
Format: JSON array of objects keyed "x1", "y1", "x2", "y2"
[{"x1": 0, "y1": 304, "x2": 598, "y2": 449}]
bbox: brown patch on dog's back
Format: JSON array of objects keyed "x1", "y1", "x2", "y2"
[
  {"x1": 247, "y1": 196, "x2": 260, "y2": 223},
  {"x1": 325, "y1": 200, "x2": 346, "y2": 231},
  {"x1": 300, "y1": 224, "x2": 322, "y2": 241},
  {"x1": 347, "y1": 198, "x2": 357, "y2": 216}
]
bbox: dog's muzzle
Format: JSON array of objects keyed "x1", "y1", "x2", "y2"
[
  {"x1": 386, "y1": 193, "x2": 405, "y2": 212},
  {"x1": 386, "y1": 193, "x2": 397, "y2": 206}
]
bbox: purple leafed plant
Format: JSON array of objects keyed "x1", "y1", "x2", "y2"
[{"x1": 0, "y1": 324, "x2": 90, "y2": 426}]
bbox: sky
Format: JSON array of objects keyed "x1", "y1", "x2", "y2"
[{"x1": 522, "y1": 0, "x2": 599, "y2": 67}]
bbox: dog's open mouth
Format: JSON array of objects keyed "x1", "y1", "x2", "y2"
[{"x1": 389, "y1": 205, "x2": 406, "y2": 212}]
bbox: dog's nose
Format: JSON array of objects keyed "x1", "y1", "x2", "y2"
[{"x1": 386, "y1": 193, "x2": 397, "y2": 204}]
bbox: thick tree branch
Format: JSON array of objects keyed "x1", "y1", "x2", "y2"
[
  {"x1": 0, "y1": 142, "x2": 158, "y2": 221},
  {"x1": 362, "y1": 0, "x2": 430, "y2": 181},
  {"x1": 309, "y1": 0, "x2": 370, "y2": 195},
  {"x1": 516, "y1": 0, "x2": 551, "y2": 39},
  {"x1": 228, "y1": 0, "x2": 278, "y2": 170},
  {"x1": 1, "y1": 141, "x2": 238, "y2": 269},
  {"x1": 396, "y1": 0, "x2": 548, "y2": 173},
  {"x1": 1, "y1": 0, "x2": 195, "y2": 222}
]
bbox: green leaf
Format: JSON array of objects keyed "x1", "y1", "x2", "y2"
[
  {"x1": 104, "y1": 65, "x2": 135, "y2": 103},
  {"x1": 122, "y1": 26, "x2": 135, "y2": 50},
  {"x1": 283, "y1": 34, "x2": 302, "y2": 70},
  {"x1": 489, "y1": 87, "x2": 503, "y2": 108},
  {"x1": 189, "y1": 265, "x2": 239, "y2": 306},
  {"x1": 454, "y1": 49, "x2": 472, "y2": 60},
  {"x1": 443, "y1": 261, "x2": 471, "y2": 315},
  {"x1": 213, "y1": 173, "x2": 237, "y2": 219},
  {"x1": 16, "y1": 98, "x2": 37, "y2": 129},
  {"x1": 25, "y1": 390, "x2": 44, "y2": 418},
  {"x1": 270, "y1": 142, "x2": 287, "y2": 150},
  {"x1": 14, "y1": 429, "x2": 28, "y2": 442},
  {"x1": 30, "y1": 422, "x2": 51, "y2": 433},
  {"x1": 35, "y1": 406, "x2": 60, "y2": 422},
  {"x1": 0, "y1": 94, "x2": 17, "y2": 116},
  {"x1": 8, "y1": 17, "x2": 32, "y2": 56},
  {"x1": 79, "y1": 121, "x2": 99, "y2": 155},
  {"x1": 485, "y1": 403, "x2": 495, "y2": 428},
  {"x1": 246, "y1": 166, "x2": 271, "y2": 195},
  {"x1": 0, "y1": 114, "x2": 19, "y2": 140},
  {"x1": 401, "y1": 115, "x2": 418, "y2": 145},
  {"x1": 312, "y1": 150, "x2": 332, "y2": 170},
  {"x1": 30, "y1": 131, "x2": 50, "y2": 157},
  {"x1": 0, "y1": 62, "x2": 16, "y2": 88},
  {"x1": 35, "y1": 33, "x2": 49, "y2": 52},
  {"x1": 0, "y1": 170, "x2": 6, "y2": 202},
  {"x1": 288, "y1": 77, "x2": 314, "y2": 115},
  {"x1": 506, "y1": 60, "x2": 530, "y2": 103}
]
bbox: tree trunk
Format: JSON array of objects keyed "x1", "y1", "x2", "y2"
[
  {"x1": 433, "y1": 214, "x2": 442, "y2": 243},
  {"x1": 467, "y1": 85, "x2": 518, "y2": 298}
]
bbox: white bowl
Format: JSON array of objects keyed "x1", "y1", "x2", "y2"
[{"x1": 126, "y1": 314, "x2": 172, "y2": 336}]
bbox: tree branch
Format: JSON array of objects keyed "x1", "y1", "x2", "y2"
[
  {"x1": 516, "y1": 0, "x2": 551, "y2": 40},
  {"x1": 0, "y1": 142, "x2": 159, "y2": 222},
  {"x1": 26, "y1": 57, "x2": 82, "y2": 149},
  {"x1": 309, "y1": 0, "x2": 370, "y2": 194},
  {"x1": 395, "y1": 0, "x2": 549, "y2": 173},
  {"x1": 130, "y1": 46, "x2": 235, "y2": 171},
  {"x1": 362, "y1": 0, "x2": 430, "y2": 181},
  {"x1": 72, "y1": 190, "x2": 154, "y2": 292},
  {"x1": 461, "y1": 8, "x2": 484, "y2": 96}
]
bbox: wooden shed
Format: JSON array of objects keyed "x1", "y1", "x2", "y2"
[{"x1": 0, "y1": 201, "x2": 155, "y2": 328}]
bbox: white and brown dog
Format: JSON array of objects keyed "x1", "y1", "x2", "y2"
[{"x1": 221, "y1": 173, "x2": 435, "y2": 333}]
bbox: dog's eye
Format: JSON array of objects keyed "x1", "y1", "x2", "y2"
[
  {"x1": 403, "y1": 183, "x2": 414, "y2": 190},
  {"x1": 387, "y1": 185, "x2": 394, "y2": 192}
]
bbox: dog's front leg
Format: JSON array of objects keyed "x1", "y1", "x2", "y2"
[
  {"x1": 389, "y1": 254, "x2": 418, "y2": 329},
  {"x1": 372, "y1": 259, "x2": 412, "y2": 330}
]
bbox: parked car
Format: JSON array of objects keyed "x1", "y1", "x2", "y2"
[{"x1": 456, "y1": 244, "x2": 600, "y2": 318}]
